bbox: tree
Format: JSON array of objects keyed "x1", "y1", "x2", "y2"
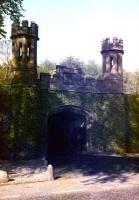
[
  {"x1": 123, "y1": 71, "x2": 137, "y2": 94},
  {"x1": 0, "y1": 60, "x2": 13, "y2": 84},
  {"x1": 135, "y1": 71, "x2": 139, "y2": 94},
  {"x1": 0, "y1": 39, "x2": 12, "y2": 63},
  {"x1": 83, "y1": 60, "x2": 101, "y2": 78},
  {"x1": 60, "y1": 57, "x2": 101, "y2": 78},
  {"x1": 37, "y1": 59, "x2": 55, "y2": 77},
  {"x1": 60, "y1": 56, "x2": 84, "y2": 68},
  {"x1": 0, "y1": 0, "x2": 24, "y2": 38}
]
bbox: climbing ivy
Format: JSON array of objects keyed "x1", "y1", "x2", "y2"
[
  {"x1": 0, "y1": 85, "x2": 41, "y2": 159},
  {"x1": 0, "y1": 60, "x2": 41, "y2": 159},
  {"x1": 0, "y1": 62, "x2": 139, "y2": 159}
]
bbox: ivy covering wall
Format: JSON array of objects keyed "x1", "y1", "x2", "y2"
[
  {"x1": 40, "y1": 90, "x2": 139, "y2": 154},
  {"x1": 0, "y1": 85, "x2": 41, "y2": 159},
  {"x1": 0, "y1": 82, "x2": 139, "y2": 159},
  {"x1": 0, "y1": 64, "x2": 41, "y2": 159}
]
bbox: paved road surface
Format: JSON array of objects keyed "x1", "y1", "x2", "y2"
[
  {"x1": 0, "y1": 181, "x2": 139, "y2": 200},
  {"x1": 0, "y1": 154, "x2": 139, "y2": 199}
]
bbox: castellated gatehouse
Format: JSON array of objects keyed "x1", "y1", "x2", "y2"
[
  {"x1": 0, "y1": 20, "x2": 134, "y2": 160},
  {"x1": 38, "y1": 36, "x2": 125, "y2": 157}
]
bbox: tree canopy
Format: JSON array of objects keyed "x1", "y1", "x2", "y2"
[
  {"x1": 60, "y1": 56, "x2": 101, "y2": 78},
  {"x1": 0, "y1": 0, "x2": 24, "y2": 38},
  {"x1": 37, "y1": 59, "x2": 55, "y2": 77},
  {"x1": 83, "y1": 60, "x2": 101, "y2": 78},
  {"x1": 38, "y1": 57, "x2": 101, "y2": 78},
  {"x1": 60, "y1": 56, "x2": 84, "y2": 68}
]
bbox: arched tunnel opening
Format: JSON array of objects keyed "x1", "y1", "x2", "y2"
[{"x1": 47, "y1": 109, "x2": 87, "y2": 158}]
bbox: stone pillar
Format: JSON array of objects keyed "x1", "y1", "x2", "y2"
[
  {"x1": 0, "y1": 170, "x2": 8, "y2": 183},
  {"x1": 46, "y1": 165, "x2": 54, "y2": 181}
]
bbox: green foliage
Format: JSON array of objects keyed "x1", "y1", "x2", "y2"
[
  {"x1": 0, "y1": 60, "x2": 13, "y2": 84},
  {"x1": 135, "y1": 71, "x2": 139, "y2": 93},
  {"x1": 60, "y1": 56, "x2": 84, "y2": 68},
  {"x1": 123, "y1": 70, "x2": 137, "y2": 94},
  {"x1": 40, "y1": 90, "x2": 139, "y2": 153},
  {"x1": 128, "y1": 94, "x2": 139, "y2": 152},
  {"x1": 0, "y1": 85, "x2": 41, "y2": 159},
  {"x1": 116, "y1": 147, "x2": 127, "y2": 155},
  {"x1": 0, "y1": 60, "x2": 41, "y2": 159},
  {"x1": 59, "y1": 57, "x2": 101, "y2": 78},
  {"x1": 39, "y1": 57, "x2": 101, "y2": 79},
  {"x1": 83, "y1": 60, "x2": 101, "y2": 78},
  {"x1": 0, "y1": 58, "x2": 139, "y2": 159},
  {"x1": 41, "y1": 90, "x2": 127, "y2": 152},
  {"x1": 37, "y1": 59, "x2": 55, "y2": 77},
  {"x1": 87, "y1": 94, "x2": 126, "y2": 152},
  {"x1": 0, "y1": 85, "x2": 11, "y2": 158},
  {"x1": 10, "y1": 85, "x2": 40, "y2": 159},
  {"x1": 0, "y1": 0, "x2": 24, "y2": 38},
  {"x1": 126, "y1": 72, "x2": 139, "y2": 153}
]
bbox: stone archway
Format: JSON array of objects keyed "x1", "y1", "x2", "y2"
[{"x1": 46, "y1": 105, "x2": 90, "y2": 157}]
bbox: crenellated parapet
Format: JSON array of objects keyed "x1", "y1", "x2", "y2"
[
  {"x1": 39, "y1": 64, "x2": 123, "y2": 93},
  {"x1": 11, "y1": 20, "x2": 39, "y2": 40},
  {"x1": 101, "y1": 37, "x2": 123, "y2": 53}
]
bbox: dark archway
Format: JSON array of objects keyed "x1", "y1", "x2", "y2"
[{"x1": 47, "y1": 106, "x2": 87, "y2": 157}]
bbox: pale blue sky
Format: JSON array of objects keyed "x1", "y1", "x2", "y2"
[{"x1": 5, "y1": 0, "x2": 139, "y2": 71}]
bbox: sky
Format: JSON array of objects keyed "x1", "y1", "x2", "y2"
[{"x1": 5, "y1": 0, "x2": 139, "y2": 72}]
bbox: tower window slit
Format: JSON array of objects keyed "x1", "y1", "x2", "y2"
[
  {"x1": 19, "y1": 43, "x2": 22, "y2": 61},
  {"x1": 27, "y1": 44, "x2": 30, "y2": 60},
  {"x1": 110, "y1": 56, "x2": 113, "y2": 71}
]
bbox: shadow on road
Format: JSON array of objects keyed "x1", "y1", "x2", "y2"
[
  {"x1": 49, "y1": 153, "x2": 139, "y2": 184},
  {"x1": 1, "y1": 153, "x2": 139, "y2": 184}
]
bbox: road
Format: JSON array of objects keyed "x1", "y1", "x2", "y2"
[
  {"x1": 0, "y1": 154, "x2": 139, "y2": 199},
  {"x1": 0, "y1": 178, "x2": 139, "y2": 200}
]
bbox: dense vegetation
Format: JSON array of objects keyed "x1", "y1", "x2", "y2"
[
  {"x1": 0, "y1": 61, "x2": 41, "y2": 159},
  {"x1": 0, "y1": 57, "x2": 139, "y2": 159},
  {"x1": 38, "y1": 58, "x2": 139, "y2": 154}
]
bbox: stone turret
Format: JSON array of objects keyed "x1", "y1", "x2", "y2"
[
  {"x1": 10, "y1": 20, "x2": 39, "y2": 84},
  {"x1": 99, "y1": 37, "x2": 124, "y2": 93},
  {"x1": 101, "y1": 37, "x2": 124, "y2": 77}
]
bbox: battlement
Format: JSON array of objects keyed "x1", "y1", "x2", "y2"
[
  {"x1": 11, "y1": 20, "x2": 39, "y2": 40},
  {"x1": 38, "y1": 65, "x2": 123, "y2": 93},
  {"x1": 101, "y1": 37, "x2": 123, "y2": 52}
]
